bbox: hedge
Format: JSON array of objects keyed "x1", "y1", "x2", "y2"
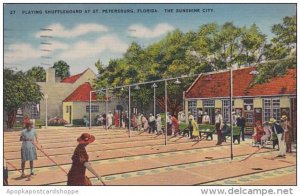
[{"x1": 72, "y1": 119, "x2": 85, "y2": 126}]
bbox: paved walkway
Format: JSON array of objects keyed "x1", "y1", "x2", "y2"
[{"x1": 4, "y1": 127, "x2": 296, "y2": 185}]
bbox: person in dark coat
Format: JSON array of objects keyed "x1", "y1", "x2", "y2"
[
  {"x1": 67, "y1": 133, "x2": 105, "y2": 185},
  {"x1": 3, "y1": 158, "x2": 8, "y2": 185},
  {"x1": 215, "y1": 110, "x2": 223, "y2": 145},
  {"x1": 237, "y1": 114, "x2": 246, "y2": 141}
]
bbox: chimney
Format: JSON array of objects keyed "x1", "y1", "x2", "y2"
[{"x1": 46, "y1": 68, "x2": 56, "y2": 83}]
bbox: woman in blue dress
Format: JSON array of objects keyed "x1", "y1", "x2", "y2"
[{"x1": 20, "y1": 122, "x2": 38, "y2": 177}]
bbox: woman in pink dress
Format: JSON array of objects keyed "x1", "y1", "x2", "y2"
[
  {"x1": 252, "y1": 121, "x2": 264, "y2": 146},
  {"x1": 114, "y1": 112, "x2": 120, "y2": 127},
  {"x1": 131, "y1": 114, "x2": 137, "y2": 130},
  {"x1": 171, "y1": 115, "x2": 179, "y2": 136}
]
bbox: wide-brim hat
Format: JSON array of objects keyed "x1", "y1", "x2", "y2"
[
  {"x1": 77, "y1": 133, "x2": 95, "y2": 144},
  {"x1": 269, "y1": 118, "x2": 277, "y2": 124},
  {"x1": 281, "y1": 115, "x2": 288, "y2": 121}
]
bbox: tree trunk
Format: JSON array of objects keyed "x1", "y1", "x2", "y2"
[
  {"x1": 7, "y1": 110, "x2": 17, "y2": 129},
  {"x1": 156, "y1": 96, "x2": 183, "y2": 116}
]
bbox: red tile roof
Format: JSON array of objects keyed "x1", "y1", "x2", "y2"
[
  {"x1": 64, "y1": 82, "x2": 97, "y2": 102},
  {"x1": 185, "y1": 66, "x2": 296, "y2": 99},
  {"x1": 60, "y1": 69, "x2": 88, "y2": 83}
]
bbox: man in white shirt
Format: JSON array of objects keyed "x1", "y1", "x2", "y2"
[
  {"x1": 156, "y1": 114, "x2": 162, "y2": 134},
  {"x1": 215, "y1": 110, "x2": 223, "y2": 145},
  {"x1": 107, "y1": 111, "x2": 113, "y2": 129},
  {"x1": 202, "y1": 112, "x2": 210, "y2": 124}
]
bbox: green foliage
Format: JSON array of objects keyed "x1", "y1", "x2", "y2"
[
  {"x1": 271, "y1": 15, "x2": 296, "y2": 49},
  {"x1": 93, "y1": 16, "x2": 295, "y2": 114},
  {"x1": 72, "y1": 119, "x2": 85, "y2": 126},
  {"x1": 4, "y1": 68, "x2": 43, "y2": 111},
  {"x1": 251, "y1": 58, "x2": 296, "y2": 86},
  {"x1": 179, "y1": 122, "x2": 188, "y2": 130},
  {"x1": 94, "y1": 59, "x2": 105, "y2": 74},
  {"x1": 26, "y1": 66, "x2": 46, "y2": 82},
  {"x1": 53, "y1": 60, "x2": 70, "y2": 79},
  {"x1": 4, "y1": 68, "x2": 43, "y2": 128},
  {"x1": 253, "y1": 15, "x2": 296, "y2": 85}
]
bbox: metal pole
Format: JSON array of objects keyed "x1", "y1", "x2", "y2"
[
  {"x1": 165, "y1": 80, "x2": 167, "y2": 145},
  {"x1": 154, "y1": 86, "x2": 156, "y2": 116},
  {"x1": 89, "y1": 91, "x2": 92, "y2": 129},
  {"x1": 105, "y1": 88, "x2": 108, "y2": 131},
  {"x1": 128, "y1": 86, "x2": 131, "y2": 138},
  {"x1": 230, "y1": 66, "x2": 233, "y2": 160},
  {"x1": 45, "y1": 96, "x2": 48, "y2": 129}
]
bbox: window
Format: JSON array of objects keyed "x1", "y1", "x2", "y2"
[
  {"x1": 188, "y1": 100, "x2": 197, "y2": 119},
  {"x1": 243, "y1": 99, "x2": 254, "y2": 125},
  {"x1": 203, "y1": 100, "x2": 215, "y2": 107},
  {"x1": 30, "y1": 104, "x2": 40, "y2": 119},
  {"x1": 222, "y1": 100, "x2": 230, "y2": 123},
  {"x1": 263, "y1": 98, "x2": 280, "y2": 122},
  {"x1": 86, "y1": 105, "x2": 99, "y2": 113},
  {"x1": 203, "y1": 100, "x2": 215, "y2": 124}
]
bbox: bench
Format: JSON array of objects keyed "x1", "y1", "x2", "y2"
[
  {"x1": 223, "y1": 124, "x2": 241, "y2": 144},
  {"x1": 198, "y1": 124, "x2": 215, "y2": 140}
]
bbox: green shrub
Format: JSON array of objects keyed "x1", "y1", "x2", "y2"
[
  {"x1": 179, "y1": 122, "x2": 188, "y2": 130},
  {"x1": 35, "y1": 119, "x2": 45, "y2": 126},
  {"x1": 199, "y1": 124, "x2": 215, "y2": 130},
  {"x1": 72, "y1": 119, "x2": 85, "y2": 126}
]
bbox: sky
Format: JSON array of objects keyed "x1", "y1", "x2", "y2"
[{"x1": 3, "y1": 3, "x2": 296, "y2": 75}]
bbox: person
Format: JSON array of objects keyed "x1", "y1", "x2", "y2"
[
  {"x1": 191, "y1": 118, "x2": 200, "y2": 141},
  {"x1": 269, "y1": 118, "x2": 286, "y2": 157},
  {"x1": 252, "y1": 121, "x2": 264, "y2": 147},
  {"x1": 131, "y1": 114, "x2": 137, "y2": 130},
  {"x1": 99, "y1": 115, "x2": 104, "y2": 126},
  {"x1": 102, "y1": 113, "x2": 106, "y2": 128},
  {"x1": 20, "y1": 122, "x2": 38, "y2": 177},
  {"x1": 83, "y1": 116, "x2": 89, "y2": 127},
  {"x1": 136, "y1": 113, "x2": 142, "y2": 131},
  {"x1": 148, "y1": 114, "x2": 156, "y2": 133},
  {"x1": 237, "y1": 114, "x2": 246, "y2": 141},
  {"x1": 171, "y1": 115, "x2": 179, "y2": 136},
  {"x1": 67, "y1": 133, "x2": 104, "y2": 186},
  {"x1": 125, "y1": 111, "x2": 129, "y2": 129},
  {"x1": 188, "y1": 114, "x2": 194, "y2": 139},
  {"x1": 122, "y1": 111, "x2": 126, "y2": 128},
  {"x1": 3, "y1": 158, "x2": 8, "y2": 185},
  {"x1": 260, "y1": 122, "x2": 272, "y2": 147},
  {"x1": 179, "y1": 112, "x2": 185, "y2": 123},
  {"x1": 166, "y1": 115, "x2": 172, "y2": 135},
  {"x1": 232, "y1": 112, "x2": 237, "y2": 126},
  {"x1": 114, "y1": 111, "x2": 120, "y2": 128},
  {"x1": 141, "y1": 114, "x2": 149, "y2": 131},
  {"x1": 156, "y1": 114, "x2": 162, "y2": 134},
  {"x1": 281, "y1": 115, "x2": 292, "y2": 153},
  {"x1": 22, "y1": 115, "x2": 30, "y2": 128},
  {"x1": 95, "y1": 114, "x2": 101, "y2": 126},
  {"x1": 202, "y1": 112, "x2": 210, "y2": 124},
  {"x1": 107, "y1": 111, "x2": 113, "y2": 129},
  {"x1": 215, "y1": 110, "x2": 223, "y2": 145}
]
